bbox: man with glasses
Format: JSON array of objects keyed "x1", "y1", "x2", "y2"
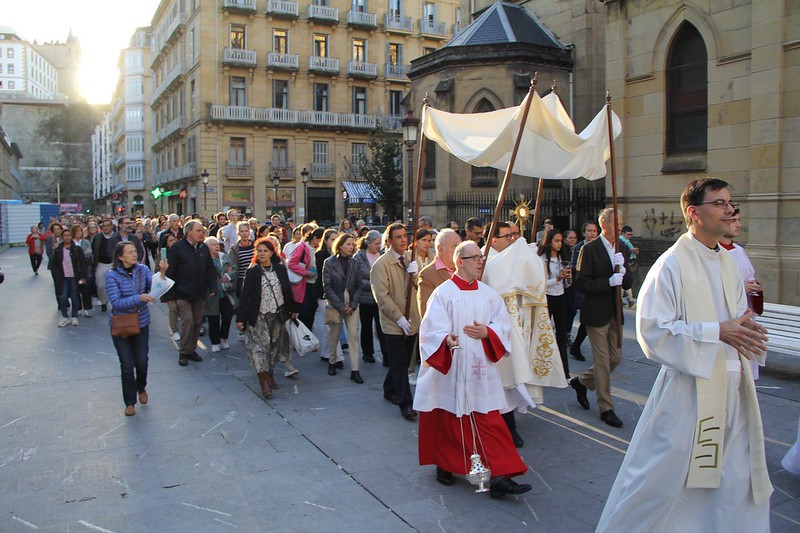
[
  {"x1": 91, "y1": 218, "x2": 117, "y2": 312},
  {"x1": 414, "y1": 240, "x2": 532, "y2": 498},
  {"x1": 597, "y1": 178, "x2": 770, "y2": 532},
  {"x1": 483, "y1": 221, "x2": 566, "y2": 448}
]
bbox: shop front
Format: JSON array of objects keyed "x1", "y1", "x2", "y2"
[
  {"x1": 223, "y1": 187, "x2": 254, "y2": 216},
  {"x1": 342, "y1": 181, "x2": 378, "y2": 221},
  {"x1": 266, "y1": 187, "x2": 295, "y2": 221}
]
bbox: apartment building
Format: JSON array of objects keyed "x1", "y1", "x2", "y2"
[
  {"x1": 92, "y1": 113, "x2": 114, "y2": 210},
  {"x1": 0, "y1": 27, "x2": 59, "y2": 100},
  {"x1": 149, "y1": 0, "x2": 458, "y2": 222}
]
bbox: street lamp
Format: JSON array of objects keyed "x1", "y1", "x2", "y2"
[
  {"x1": 301, "y1": 167, "x2": 309, "y2": 222},
  {"x1": 201, "y1": 169, "x2": 209, "y2": 215},
  {"x1": 272, "y1": 173, "x2": 280, "y2": 216},
  {"x1": 401, "y1": 109, "x2": 419, "y2": 228}
]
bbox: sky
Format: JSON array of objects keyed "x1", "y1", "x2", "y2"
[{"x1": 4, "y1": 0, "x2": 162, "y2": 104}]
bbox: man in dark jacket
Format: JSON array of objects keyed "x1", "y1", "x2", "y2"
[
  {"x1": 571, "y1": 208, "x2": 633, "y2": 428},
  {"x1": 108, "y1": 216, "x2": 145, "y2": 263},
  {"x1": 166, "y1": 220, "x2": 217, "y2": 366}
]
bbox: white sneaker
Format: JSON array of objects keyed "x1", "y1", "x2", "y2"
[
  {"x1": 408, "y1": 372, "x2": 417, "y2": 386},
  {"x1": 211, "y1": 344, "x2": 220, "y2": 353},
  {"x1": 83, "y1": 309, "x2": 92, "y2": 318},
  {"x1": 58, "y1": 317, "x2": 70, "y2": 327},
  {"x1": 172, "y1": 332, "x2": 181, "y2": 341},
  {"x1": 70, "y1": 317, "x2": 79, "y2": 326},
  {"x1": 220, "y1": 339, "x2": 230, "y2": 350},
  {"x1": 284, "y1": 362, "x2": 299, "y2": 378}
]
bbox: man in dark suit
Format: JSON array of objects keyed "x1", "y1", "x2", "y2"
[{"x1": 571, "y1": 208, "x2": 633, "y2": 428}]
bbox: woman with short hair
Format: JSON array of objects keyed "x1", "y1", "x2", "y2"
[
  {"x1": 352, "y1": 230, "x2": 387, "y2": 365},
  {"x1": 203, "y1": 236, "x2": 236, "y2": 353}
]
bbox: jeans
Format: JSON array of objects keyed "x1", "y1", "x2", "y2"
[
  {"x1": 206, "y1": 296, "x2": 234, "y2": 345},
  {"x1": 112, "y1": 325, "x2": 149, "y2": 406},
  {"x1": 383, "y1": 333, "x2": 417, "y2": 411},
  {"x1": 59, "y1": 278, "x2": 80, "y2": 318},
  {"x1": 29, "y1": 253, "x2": 42, "y2": 273},
  {"x1": 78, "y1": 278, "x2": 93, "y2": 312}
]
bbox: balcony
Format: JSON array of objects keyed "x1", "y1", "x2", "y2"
[
  {"x1": 385, "y1": 63, "x2": 409, "y2": 80},
  {"x1": 384, "y1": 13, "x2": 413, "y2": 33},
  {"x1": 267, "y1": 52, "x2": 299, "y2": 70},
  {"x1": 151, "y1": 116, "x2": 185, "y2": 147},
  {"x1": 113, "y1": 153, "x2": 124, "y2": 168},
  {"x1": 347, "y1": 10, "x2": 377, "y2": 28},
  {"x1": 269, "y1": 161, "x2": 296, "y2": 179},
  {"x1": 181, "y1": 162, "x2": 197, "y2": 179},
  {"x1": 126, "y1": 150, "x2": 146, "y2": 162},
  {"x1": 209, "y1": 105, "x2": 401, "y2": 132},
  {"x1": 347, "y1": 60, "x2": 377, "y2": 79},
  {"x1": 150, "y1": 13, "x2": 185, "y2": 67},
  {"x1": 308, "y1": 4, "x2": 338, "y2": 24},
  {"x1": 226, "y1": 161, "x2": 254, "y2": 178},
  {"x1": 124, "y1": 93, "x2": 146, "y2": 105},
  {"x1": 266, "y1": 0, "x2": 299, "y2": 18},
  {"x1": 419, "y1": 19, "x2": 448, "y2": 38},
  {"x1": 125, "y1": 63, "x2": 145, "y2": 76},
  {"x1": 151, "y1": 62, "x2": 185, "y2": 105},
  {"x1": 309, "y1": 56, "x2": 339, "y2": 74},
  {"x1": 222, "y1": 0, "x2": 257, "y2": 13},
  {"x1": 223, "y1": 48, "x2": 257, "y2": 68},
  {"x1": 311, "y1": 163, "x2": 335, "y2": 179}
]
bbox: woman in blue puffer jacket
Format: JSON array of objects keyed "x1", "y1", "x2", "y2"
[{"x1": 106, "y1": 242, "x2": 165, "y2": 416}]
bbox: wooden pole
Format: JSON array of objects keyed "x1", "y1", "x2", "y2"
[
  {"x1": 404, "y1": 96, "x2": 429, "y2": 320},
  {"x1": 480, "y1": 74, "x2": 538, "y2": 272},
  {"x1": 606, "y1": 91, "x2": 623, "y2": 348}
]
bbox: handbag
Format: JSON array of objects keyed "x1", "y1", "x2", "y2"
[
  {"x1": 111, "y1": 269, "x2": 142, "y2": 338},
  {"x1": 323, "y1": 289, "x2": 349, "y2": 325},
  {"x1": 288, "y1": 319, "x2": 320, "y2": 355},
  {"x1": 287, "y1": 245, "x2": 307, "y2": 284}
]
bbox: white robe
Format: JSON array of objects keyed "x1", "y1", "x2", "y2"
[
  {"x1": 482, "y1": 238, "x2": 567, "y2": 407},
  {"x1": 413, "y1": 279, "x2": 511, "y2": 416},
  {"x1": 597, "y1": 234, "x2": 770, "y2": 533}
]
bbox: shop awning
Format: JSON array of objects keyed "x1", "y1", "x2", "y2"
[{"x1": 342, "y1": 181, "x2": 377, "y2": 204}]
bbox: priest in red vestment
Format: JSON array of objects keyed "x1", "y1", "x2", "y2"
[{"x1": 413, "y1": 241, "x2": 532, "y2": 498}]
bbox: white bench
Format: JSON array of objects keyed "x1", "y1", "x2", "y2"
[{"x1": 758, "y1": 303, "x2": 800, "y2": 356}]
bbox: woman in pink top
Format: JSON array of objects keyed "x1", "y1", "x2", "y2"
[{"x1": 288, "y1": 226, "x2": 323, "y2": 329}]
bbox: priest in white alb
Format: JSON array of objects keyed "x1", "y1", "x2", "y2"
[
  {"x1": 597, "y1": 178, "x2": 772, "y2": 532},
  {"x1": 414, "y1": 241, "x2": 532, "y2": 498}
]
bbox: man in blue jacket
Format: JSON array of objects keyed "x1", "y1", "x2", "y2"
[{"x1": 166, "y1": 220, "x2": 217, "y2": 366}]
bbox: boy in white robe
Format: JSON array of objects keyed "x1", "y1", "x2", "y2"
[{"x1": 597, "y1": 178, "x2": 772, "y2": 532}]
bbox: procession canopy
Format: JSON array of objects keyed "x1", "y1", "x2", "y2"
[{"x1": 420, "y1": 92, "x2": 622, "y2": 180}]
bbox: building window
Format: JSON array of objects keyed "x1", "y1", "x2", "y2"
[
  {"x1": 313, "y1": 34, "x2": 328, "y2": 57},
  {"x1": 7, "y1": 48, "x2": 13, "y2": 58},
  {"x1": 423, "y1": 2, "x2": 436, "y2": 23},
  {"x1": 187, "y1": 136, "x2": 196, "y2": 163},
  {"x1": 388, "y1": 43, "x2": 402, "y2": 65},
  {"x1": 470, "y1": 99, "x2": 498, "y2": 186},
  {"x1": 353, "y1": 87, "x2": 367, "y2": 114},
  {"x1": 352, "y1": 38, "x2": 367, "y2": 62},
  {"x1": 230, "y1": 138, "x2": 246, "y2": 162},
  {"x1": 352, "y1": 0, "x2": 367, "y2": 12},
  {"x1": 273, "y1": 29, "x2": 288, "y2": 53},
  {"x1": 230, "y1": 25, "x2": 246, "y2": 49},
  {"x1": 189, "y1": 29, "x2": 195, "y2": 64},
  {"x1": 312, "y1": 141, "x2": 329, "y2": 174},
  {"x1": 8, "y1": 81, "x2": 14, "y2": 90},
  {"x1": 229, "y1": 76, "x2": 246, "y2": 106},
  {"x1": 423, "y1": 47, "x2": 436, "y2": 55},
  {"x1": 273, "y1": 140, "x2": 289, "y2": 167},
  {"x1": 351, "y1": 143, "x2": 366, "y2": 177},
  {"x1": 314, "y1": 83, "x2": 329, "y2": 112},
  {"x1": 8, "y1": 64, "x2": 14, "y2": 74},
  {"x1": 313, "y1": 0, "x2": 329, "y2": 5},
  {"x1": 388, "y1": 0, "x2": 401, "y2": 17},
  {"x1": 273, "y1": 80, "x2": 289, "y2": 109},
  {"x1": 666, "y1": 22, "x2": 707, "y2": 155},
  {"x1": 388, "y1": 90, "x2": 403, "y2": 117},
  {"x1": 424, "y1": 143, "x2": 436, "y2": 182}
]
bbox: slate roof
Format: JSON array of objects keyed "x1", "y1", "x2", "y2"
[{"x1": 447, "y1": 2, "x2": 564, "y2": 50}]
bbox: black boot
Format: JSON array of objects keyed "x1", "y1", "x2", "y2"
[
  {"x1": 350, "y1": 370, "x2": 363, "y2": 384},
  {"x1": 328, "y1": 363, "x2": 337, "y2": 376},
  {"x1": 502, "y1": 411, "x2": 524, "y2": 448}
]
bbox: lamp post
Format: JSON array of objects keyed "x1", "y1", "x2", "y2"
[
  {"x1": 301, "y1": 167, "x2": 309, "y2": 222},
  {"x1": 201, "y1": 169, "x2": 209, "y2": 215},
  {"x1": 401, "y1": 109, "x2": 419, "y2": 228},
  {"x1": 272, "y1": 173, "x2": 280, "y2": 216}
]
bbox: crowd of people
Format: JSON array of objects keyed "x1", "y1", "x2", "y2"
[{"x1": 26, "y1": 179, "x2": 779, "y2": 520}]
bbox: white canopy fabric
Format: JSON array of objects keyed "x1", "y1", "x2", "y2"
[{"x1": 420, "y1": 92, "x2": 622, "y2": 180}]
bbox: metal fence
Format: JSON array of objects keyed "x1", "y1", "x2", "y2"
[{"x1": 446, "y1": 186, "x2": 606, "y2": 238}]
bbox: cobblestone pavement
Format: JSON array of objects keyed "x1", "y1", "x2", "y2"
[{"x1": 1, "y1": 246, "x2": 798, "y2": 532}]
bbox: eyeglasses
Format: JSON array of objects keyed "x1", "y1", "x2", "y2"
[
  {"x1": 695, "y1": 199, "x2": 738, "y2": 210},
  {"x1": 460, "y1": 254, "x2": 485, "y2": 262},
  {"x1": 496, "y1": 233, "x2": 514, "y2": 240}
]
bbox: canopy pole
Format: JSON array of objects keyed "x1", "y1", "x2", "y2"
[
  {"x1": 530, "y1": 80, "x2": 558, "y2": 247},
  {"x1": 480, "y1": 74, "x2": 538, "y2": 273},
  {"x1": 606, "y1": 91, "x2": 623, "y2": 349},
  {"x1": 404, "y1": 95, "x2": 430, "y2": 320}
]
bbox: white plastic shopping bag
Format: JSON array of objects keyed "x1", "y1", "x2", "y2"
[{"x1": 288, "y1": 319, "x2": 319, "y2": 356}]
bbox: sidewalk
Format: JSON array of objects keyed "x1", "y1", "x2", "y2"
[{"x1": 1, "y1": 246, "x2": 798, "y2": 532}]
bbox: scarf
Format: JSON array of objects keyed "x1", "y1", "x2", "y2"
[{"x1": 673, "y1": 233, "x2": 772, "y2": 505}]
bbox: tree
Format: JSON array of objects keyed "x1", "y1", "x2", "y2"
[{"x1": 363, "y1": 125, "x2": 403, "y2": 220}]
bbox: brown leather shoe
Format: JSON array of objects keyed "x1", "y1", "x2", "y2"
[
  {"x1": 257, "y1": 372, "x2": 272, "y2": 398},
  {"x1": 138, "y1": 390, "x2": 148, "y2": 405},
  {"x1": 124, "y1": 405, "x2": 135, "y2": 416},
  {"x1": 266, "y1": 371, "x2": 278, "y2": 389}
]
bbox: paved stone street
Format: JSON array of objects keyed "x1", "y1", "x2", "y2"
[{"x1": 1, "y1": 245, "x2": 798, "y2": 532}]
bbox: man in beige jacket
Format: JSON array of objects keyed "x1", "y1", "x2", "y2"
[{"x1": 370, "y1": 222, "x2": 420, "y2": 420}]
